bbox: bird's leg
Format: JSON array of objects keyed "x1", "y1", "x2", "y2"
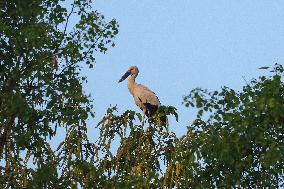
[
  {"x1": 147, "y1": 110, "x2": 151, "y2": 126},
  {"x1": 142, "y1": 109, "x2": 147, "y2": 128},
  {"x1": 142, "y1": 114, "x2": 145, "y2": 127}
]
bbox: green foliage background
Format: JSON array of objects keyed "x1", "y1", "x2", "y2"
[{"x1": 1, "y1": 0, "x2": 284, "y2": 188}]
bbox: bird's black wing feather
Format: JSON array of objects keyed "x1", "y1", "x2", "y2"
[{"x1": 143, "y1": 103, "x2": 158, "y2": 117}]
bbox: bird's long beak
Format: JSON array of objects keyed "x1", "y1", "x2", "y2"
[{"x1": 118, "y1": 70, "x2": 131, "y2": 82}]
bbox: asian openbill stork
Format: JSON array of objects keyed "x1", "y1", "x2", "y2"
[{"x1": 118, "y1": 66, "x2": 166, "y2": 126}]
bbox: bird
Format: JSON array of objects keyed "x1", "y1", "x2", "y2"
[{"x1": 118, "y1": 66, "x2": 166, "y2": 126}]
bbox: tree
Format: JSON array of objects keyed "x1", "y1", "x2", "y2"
[
  {"x1": 1, "y1": 1, "x2": 284, "y2": 188},
  {"x1": 0, "y1": 0, "x2": 118, "y2": 188},
  {"x1": 96, "y1": 106, "x2": 178, "y2": 188},
  {"x1": 93, "y1": 64, "x2": 284, "y2": 188},
  {"x1": 178, "y1": 64, "x2": 284, "y2": 188}
]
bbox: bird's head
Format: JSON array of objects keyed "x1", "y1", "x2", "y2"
[{"x1": 118, "y1": 66, "x2": 139, "y2": 82}]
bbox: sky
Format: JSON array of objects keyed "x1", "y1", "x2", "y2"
[{"x1": 80, "y1": 1, "x2": 284, "y2": 139}]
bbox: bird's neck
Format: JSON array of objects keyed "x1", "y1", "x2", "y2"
[{"x1": 127, "y1": 74, "x2": 136, "y2": 95}]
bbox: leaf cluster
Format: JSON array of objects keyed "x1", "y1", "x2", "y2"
[{"x1": 179, "y1": 64, "x2": 284, "y2": 188}]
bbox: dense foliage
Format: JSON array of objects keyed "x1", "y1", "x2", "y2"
[
  {"x1": 1, "y1": 1, "x2": 284, "y2": 188},
  {"x1": 0, "y1": 0, "x2": 118, "y2": 188},
  {"x1": 94, "y1": 64, "x2": 284, "y2": 188},
  {"x1": 179, "y1": 64, "x2": 284, "y2": 188}
]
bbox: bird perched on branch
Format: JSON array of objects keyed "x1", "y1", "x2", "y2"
[{"x1": 118, "y1": 66, "x2": 166, "y2": 126}]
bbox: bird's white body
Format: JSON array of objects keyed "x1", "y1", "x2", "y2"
[{"x1": 128, "y1": 75, "x2": 161, "y2": 115}]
